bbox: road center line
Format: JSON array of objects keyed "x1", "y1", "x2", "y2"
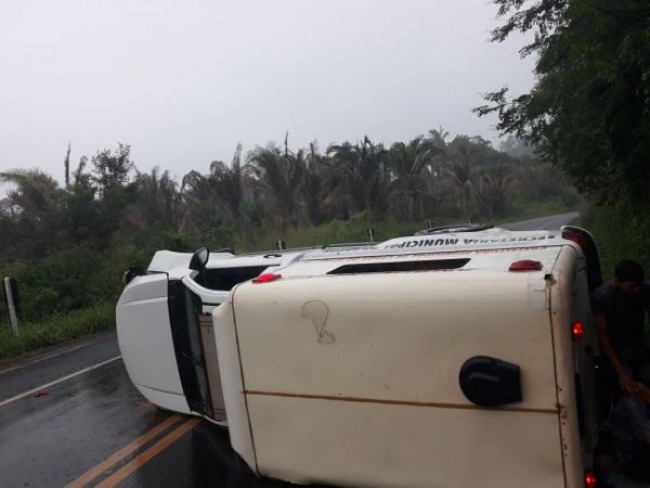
[
  {"x1": 64, "y1": 415, "x2": 183, "y2": 488},
  {"x1": 0, "y1": 355, "x2": 122, "y2": 408},
  {"x1": 95, "y1": 418, "x2": 202, "y2": 488}
]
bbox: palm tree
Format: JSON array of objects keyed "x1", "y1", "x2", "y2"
[
  {"x1": 0, "y1": 169, "x2": 61, "y2": 218},
  {"x1": 209, "y1": 144, "x2": 244, "y2": 233},
  {"x1": 247, "y1": 138, "x2": 305, "y2": 230},
  {"x1": 388, "y1": 136, "x2": 444, "y2": 220},
  {"x1": 181, "y1": 170, "x2": 223, "y2": 226},
  {"x1": 473, "y1": 168, "x2": 520, "y2": 219},
  {"x1": 300, "y1": 142, "x2": 340, "y2": 225},
  {"x1": 0, "y1": 169, "x2": 64, "y2": 256},
  {"x1": 62, "y1": 158, "x2": 104, "y2": 246},
  {"x1": 327, "y1": 136, "x2": 389, "y2": 216},
  {"x1": 130, "y1": 167, "x2": 183, "y2": 231}
]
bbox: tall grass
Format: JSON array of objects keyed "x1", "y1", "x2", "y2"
[
  {"x1": 581, "y1": 205, "x2": 650, "y2": 280},
  {"x1": 0, "y1": 302, "x2": 114, "y2": 361}
]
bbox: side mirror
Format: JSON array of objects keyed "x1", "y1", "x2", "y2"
[
  {"x1": 122, "y1": 267, "x2": 146, "y2": 286},
  {"x1": 189, "y1": 247, "x2": 210, "y2": 272}
]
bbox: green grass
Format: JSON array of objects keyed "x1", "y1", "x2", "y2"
[
  {"x1": 0, "y1": 302, "x2": 115, "y2": 361},
  {"x1": 238, "y1": 202, "x2": 579, "y2": 253},
  {"x1": 580, "y1": 205, "x2": 650, "y2": 281},
  {"x1": 236, "y1": 213, "x2": 424, "y2": 252}
]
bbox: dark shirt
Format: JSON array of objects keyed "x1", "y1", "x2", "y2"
[
  {"x1": 604, "y1": 396, "x2": 650, "y2": 463},
  {"x1": 592, "y1": 282, "x2": 650, "y2": 364}
]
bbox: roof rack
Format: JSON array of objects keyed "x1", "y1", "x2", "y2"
[
  {"x1": 414, "y1": 223, "x2": 494, "y2": 235},
  {"x1": 235, "y1": 241, "x2": 374, "y2": 258},
  {"x1": 322, "y1": 242, "x2": 374, "y2": 249},
  {"x1": 236, "y1": 246, "x2": 322, "y2": 257}
]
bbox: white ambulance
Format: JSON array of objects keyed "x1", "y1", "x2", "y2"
[{"x1": 212, "y1": 225, "x2": 602, "y2": 488}]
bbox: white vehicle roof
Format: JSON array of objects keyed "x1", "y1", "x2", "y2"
[
  {"x1": 148, "y1": 250, "x2": 305, "y2": 281},
  {"x1": 148, "y1": 250, "x2": 236, "y2": 273},
  {"x1": 146, "y1": 244, "x2": 373, "y2": 282},
  {"x1": 146, "y1": 228, "x2": 580, "y2": 283},
  {"x1": 273, "y1": 228, "x2": 581, "y2": 279}
]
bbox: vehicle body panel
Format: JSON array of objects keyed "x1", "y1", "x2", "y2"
[
  {"x1": 213, "y1": 241, "x2": 596, "y2": 487},
  {"x1": 116, "y1": 248, "x2": 308, "y2": 419},
  {"x1": 116, "y1": 273, "x2": 190, "y2": 413}
]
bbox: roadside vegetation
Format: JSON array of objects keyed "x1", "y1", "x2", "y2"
[
  {"x1": 476, "y1": 1, "x2": 650, "y2": 277},
  {"x1": 0, "y1": 131, "x2": 579, "y2": 359}
]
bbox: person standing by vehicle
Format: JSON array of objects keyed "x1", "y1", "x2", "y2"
[
  {"x1": 599, "y1": 378, "x2": 650, "y2": 484},
  {"x1": 593, "y1": 259, "x2": 650, "y2": 418}
]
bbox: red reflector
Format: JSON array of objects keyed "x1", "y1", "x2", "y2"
[
  {"x1": 508, "y1": 260, "x2": 543, "y2": 272},
  {"x1": 252, "y1": 273, "x2": 282, "y2": 284},
  {"x1": 584, "y1": 471, "x2": 597, "y2": 488},
  {"x1": 572, "y1": 321, "x2": 584, "y2": 340},
  {"x1": 562, "y1": 230, "x2": 587, "y2": 251}
]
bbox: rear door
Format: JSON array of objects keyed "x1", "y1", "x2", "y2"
[{"x1": 228, "y1": 268, "x2": 566, "y2": 488}]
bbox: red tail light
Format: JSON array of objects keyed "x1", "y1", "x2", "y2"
[
  {"x1": 252, "y1": 273, "x2": 282, "y2": 284},
  {"x1": 584, "y1": 471, "x2": 597, "y2": 488},
  {"x1": 562, "y1": 230, "x2": 587, "y2": 251},
  {"x1": 509, "y1": 260, "x2": 543, "y2": 272},
  {"x1": 572, "y1": 321, "x2": 584, "y2": 340}
]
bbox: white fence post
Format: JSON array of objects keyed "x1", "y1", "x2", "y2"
[{"x1": 3, "y1": 277, "x2": 20, "y2": 339}]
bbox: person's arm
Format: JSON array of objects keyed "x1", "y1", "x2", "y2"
[{"x1": 594, "y1": 311, "x2": 638, "y2": 395}]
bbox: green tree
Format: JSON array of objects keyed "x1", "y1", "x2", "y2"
[
  {"x1": 91, "y1": 143, "x2": 134, "y2": 195},
  {"x1": 474, "y1": 167, "x2": 520, "y2": 219},
  {"x1": 209, "y1": 144, "x2": 245, "y2": 234},
  {"x1": 181, "y1": 169, "x2": 233, "y2": 246},
  {"x1": 129, "y1": 167, "x2": 183, "y2": 232},
  {"x1": 247, "y1": 138, "x2": 305, "y2": 230},
  {"x1": 0, "y1": 169, "x2": 63, "y2": 259},
  {"x1": 327, "y1": 136, "x2": 390, "y2": 217},
  {"x1": 62, "y1": 158, "x2": 104, "y2": 246},
  {"x1": 300, "y1": 142, "x2": 329, "y2": 225},
  {"x1": 475, "y1": 0, "x2": 650, "y2": 209},
  {"x1": 388, "y1": 136, "x2": 443, "y2": 220}
]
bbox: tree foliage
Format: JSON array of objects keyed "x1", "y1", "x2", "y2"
[
  {"x1": 475, "y1": 0, "x2": 650, "y2": 208},
  {"x1": 0, "y1": 133, "x2": 578, "y2": 325}
]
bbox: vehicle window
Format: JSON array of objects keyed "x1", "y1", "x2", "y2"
[
  {"x1": 327, "y1": 258, "x2": 470, "y2": 275},
  {"x1": 203, "y1": 266, "x2": 269, "y2": 290}
]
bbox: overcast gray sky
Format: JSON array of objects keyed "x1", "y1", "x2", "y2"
[{"x1": 0, "y1": 0, "x2": 535, "y2": 184}]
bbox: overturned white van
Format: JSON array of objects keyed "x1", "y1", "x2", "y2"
[
  {"x1": 116, "y1": 242, "x2": 374, "y2": 424},
  {"x1": 213, "y1": 226, "x2": 603, "y2": 488},
  {"x1": 116, "y1": 247, "x2": 309, "y2": 422}
]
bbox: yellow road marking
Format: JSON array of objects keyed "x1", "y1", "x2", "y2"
[
  {"x1": 65, "y1": 415, "x2": 182, "y2": 488},
  {"x1": 95, "y1": 417, "x2": 201, "y2": 488}
]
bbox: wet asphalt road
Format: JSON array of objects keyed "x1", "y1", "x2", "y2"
[
  {"x1": 500, "y1": 211, "x2": 579, "y2": 231},
  {"x1": 0, "y1": 213, "x2": 579, "y2": 488},
  {"x1": 0, "y1": 333, "x2": 309, "y2": 488}
]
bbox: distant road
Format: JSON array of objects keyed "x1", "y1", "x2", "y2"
[{"x1": 501, "y1": 211, "x2": 579, "y2": 231}]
